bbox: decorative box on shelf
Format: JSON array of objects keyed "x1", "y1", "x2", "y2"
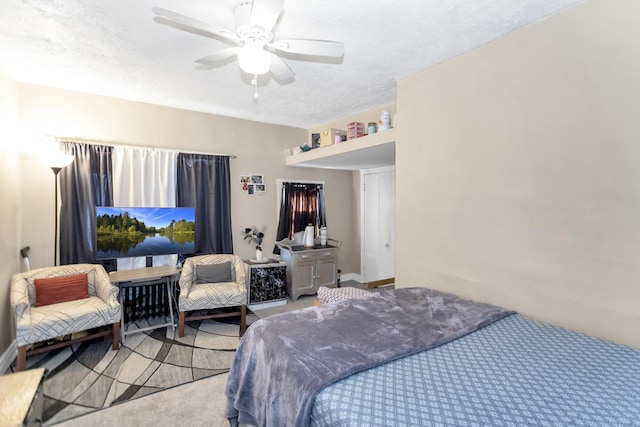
[
  {"x1": 347, "y1": 122, "x2": 366, "y2": 140},
  {"x1": 311, "y1": 133, "x2": 320, "y2": 149},
  {"x1": 245, "y1": 259, "x2": 287, "y2": 309},
  {"x1": 319, "y1": 128, "x2": 346, "y2": 147}
]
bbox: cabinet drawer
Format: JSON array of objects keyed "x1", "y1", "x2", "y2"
[{"x1": 293, "y1": 249, "x2": 336, "y2": 262}]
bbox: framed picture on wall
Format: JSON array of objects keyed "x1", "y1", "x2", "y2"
[{"x1": 241, "y1": 174, "x2": 263, "y2": 195}]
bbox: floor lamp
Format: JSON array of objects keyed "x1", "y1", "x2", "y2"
[{"x1": 50, "y1": 154, "x2": 74, "y2": 266}]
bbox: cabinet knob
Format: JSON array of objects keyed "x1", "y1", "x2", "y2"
[
  {"x1": 302, "y1": 255, "x2": 308, "y2": 259},
  {"x1": 324, "y1": 253, "x2": 331, "y2": 256}
]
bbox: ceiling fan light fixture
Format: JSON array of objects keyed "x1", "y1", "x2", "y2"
[
  {"x1": 152, "y1": 1, "x2": 343, "y2": 83},
  {"x1": 238, "y1": 40, "x2": 272, "y2": 75}
]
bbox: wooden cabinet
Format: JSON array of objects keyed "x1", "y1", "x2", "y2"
[{"x1": 276, "y1": 240, "x2": 341, "y2": 301}]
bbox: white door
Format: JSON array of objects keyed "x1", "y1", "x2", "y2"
[{"x1": 362, "y1": 167, "x2": 395, "y2": 283}]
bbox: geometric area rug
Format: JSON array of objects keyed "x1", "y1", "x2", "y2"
[
  {"x1": 5, "y1": 314, "x2": 253, "y2": 426},
  {"x1": 4, "y1": 283, "x2": 392, "y2": 425},
  {"x1": 5, "y1": 286, "x2": 378, "y2": 425}
]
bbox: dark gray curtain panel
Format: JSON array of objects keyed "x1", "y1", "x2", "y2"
[
  {"x1": 176, "y1": 153, "x2": 233, "y2": 254},
  {"x1": 59, "y1": 142, "x2": 113, "y2": 265}
]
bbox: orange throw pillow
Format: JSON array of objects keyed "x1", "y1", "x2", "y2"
[{"x1": 34, "y1": 273, "x2": 90, "y2": 307}]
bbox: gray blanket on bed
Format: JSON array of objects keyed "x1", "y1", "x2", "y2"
[{"x1": 225, "y1": 287, "x2": 514, "y2": 427}]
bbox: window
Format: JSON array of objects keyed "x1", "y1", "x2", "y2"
[{"x1": 274, "y1": 181, "x2": 326, "y2": 251}]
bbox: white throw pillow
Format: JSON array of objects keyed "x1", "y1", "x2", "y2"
[{"x1": 317, "y1": 286, "x2": 370, "y2": 304}]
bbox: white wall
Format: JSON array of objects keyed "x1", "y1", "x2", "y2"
[
  {"x1": 15, "y1": 83, "x2": 357, "y2": 270},
  {"x1": 0, "y1": 68, "x2": 22, "y2": 351},
  {"x1": 396, "y1": 0, "x2": 640, "y2": 348},
  {"x1": 0, "y1": 82, "x2": 356, "y2": 355},
  {"x1": 308, "y1": 102, "x2": 397, "y2": 277}
]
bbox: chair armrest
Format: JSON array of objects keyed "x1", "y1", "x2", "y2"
[
  {"x1": 10, "y1": 275, "x2": 31, "y2": 327},
  {"x1": 231, "y1": 257, "x2": 248, "y2": 298},
  {"x1": 94, "y1": 266, "x2": 120, "y2": 307},
  {"x1": 178, "y1": 260, "x2": 196, "y2": 297}
]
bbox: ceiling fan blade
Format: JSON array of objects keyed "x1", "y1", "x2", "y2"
[
  {"x1": 270, "y1": 55, "x2": 295, "y2": 82},
  {"x1": 270, "y1": 39, "x2": 344, "y2": 58},
  {"x1": 249, "y1": 0, "x2": 284, "y2": 33},
  {"x1": 195, "y1": 48, "x2": 240, "y2": 65},
  {"x1": 152, "y1": 6, "x2": 240, "y2": 44}
]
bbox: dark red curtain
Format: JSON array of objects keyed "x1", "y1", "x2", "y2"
[{"x1": 273, "y1": 182, "x2": 326, "y2": 253}]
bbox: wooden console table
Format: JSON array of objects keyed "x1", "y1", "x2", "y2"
[{"x1": 109, "y1": 266, "x2": 180, "y2": 343}]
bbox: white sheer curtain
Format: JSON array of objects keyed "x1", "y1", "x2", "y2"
[{"x1": 112, "y1": 146, "x2": 178, "y2": 269}]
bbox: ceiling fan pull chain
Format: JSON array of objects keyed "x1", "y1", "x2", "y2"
[{"x1": 253, "y1": 75, "x2": 259, "y2": 99}]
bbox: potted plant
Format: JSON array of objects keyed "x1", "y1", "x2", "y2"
[{"x1": 242, "y1": 227, "x2": 265, "y2": 260}]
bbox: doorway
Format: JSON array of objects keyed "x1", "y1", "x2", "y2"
[{"x1": 361, "y1": 166, "x2": 395, "y2": 284}]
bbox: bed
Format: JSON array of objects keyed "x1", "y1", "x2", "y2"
[{"x1": 225, "y1": 287, "x2": 640, "y2": 426}]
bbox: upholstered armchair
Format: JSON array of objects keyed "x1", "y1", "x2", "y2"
[
  {"x1": 10, "y1": 263, "x2": 121, "y2": 371},
  {"x1": 178, "y1": 254, "x2": 247, "y2": 337}
]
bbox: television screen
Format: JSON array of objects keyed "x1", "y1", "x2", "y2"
[{"x1": 95, "y1": 207, "x2": 196, "y2": 260}]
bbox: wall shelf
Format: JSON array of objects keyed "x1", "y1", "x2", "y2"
[{"x1": 286, "y1": 128, "x2": 396, "y2": 170}]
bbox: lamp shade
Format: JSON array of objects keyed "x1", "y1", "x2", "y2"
[
  {"x1": 237, "y1": 42, "x2": 272, "y2": 75},
  {"x1": 49, "y1": 153, "x2": 74, "y2": 169}
]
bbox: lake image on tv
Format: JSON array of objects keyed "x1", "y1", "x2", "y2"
[{"x1": 96, "y1": 207, "x2": 195, "y2": 259}]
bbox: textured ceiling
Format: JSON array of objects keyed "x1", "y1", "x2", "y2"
[{"x1": 0, "y1": 0, "x2": 583, "y2": 129}]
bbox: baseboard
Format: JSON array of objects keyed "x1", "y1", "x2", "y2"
[
  {"x1": 249, "y1": 299, "x2": 287, "y2": 312},
  {"x1": 367, "y1": 277, "x2": 395, "y2": 288},
  {"x1": 340, "y1": 272, "x2": 364, "y2": 284},
  {"x1": 0, "y1": 340, "x2": 17, "y2": 373}
]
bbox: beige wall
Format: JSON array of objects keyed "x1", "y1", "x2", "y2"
[
  {"x1": 396, "y1": 0, "x2": 640, "y2": 348},
  {"x1": 0, "y1": 68, "x2": 22, "y2": 351},
  {"x1": 1, "y1": 82, "x2": 356, "y2": 354},
  {"x1": 6, "y1": 0, "x2": 638, "y2": 354},
  {"x1": 309, "y1": 102, "x2": 397, "y2": 278}
]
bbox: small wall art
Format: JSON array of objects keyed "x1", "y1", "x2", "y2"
[{"x1": 240, "y1": 174, "x2": 265, "y2": 195}]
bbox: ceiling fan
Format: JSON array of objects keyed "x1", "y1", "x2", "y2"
[{"x1": 152, "y1": 0, "x2": 345, "y2": 84}]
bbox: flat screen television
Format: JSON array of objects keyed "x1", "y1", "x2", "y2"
[{"x1": 95, "y1": 207, "x2": 196, "y2": 260}]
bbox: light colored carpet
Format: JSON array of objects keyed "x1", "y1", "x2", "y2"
[
  {"x1": 50, "y1": 284, "x2": 389, "y2": 426},
  {"x1": 53, "y1": 373, "x2": 231, "y2": 427},
  {"x1": 49, "y1": 298, "x2": 318, "y2": 427},
  {"x1": 22, "y1": 316, "x2": 250, "y2": 426}
]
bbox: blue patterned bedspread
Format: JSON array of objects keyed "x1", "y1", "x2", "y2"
[
  {"x1": 310, "y1": 314, "x2": 640, "y2": 426},
  {"x1": 226, "y1": 288, "x2": 512, "y2": 426}
]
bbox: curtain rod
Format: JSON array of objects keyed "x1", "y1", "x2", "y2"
[{"x1": 53, "y1": 136, "x2": 237, "y2": 158}]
